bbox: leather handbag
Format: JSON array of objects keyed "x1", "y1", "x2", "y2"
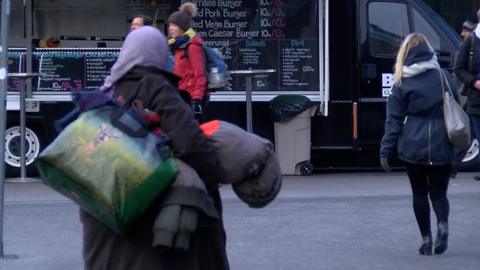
[{"x1": 440, "y1": 70, "x2": 471, "y2": 149}]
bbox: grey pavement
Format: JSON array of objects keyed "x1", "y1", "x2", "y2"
[{"x1": 0, "y1": 172, "x2": 479, "y2": 270}]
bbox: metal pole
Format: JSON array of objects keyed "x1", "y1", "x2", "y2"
[
  {"x1": 6, "y1": 73, "x2": 40, "y2": 184},
  {"x1": 245, "y1": 76, "x2": 252, "y2": 133},
  {"x1": 19, "y1": 80, "x2": 26, "y2": 179},
  {"x1": 25, "y1": 0, "x2": 33, "y2": 97},
  {"x1": 0, "y1": 0, "x2": 17, "y2": 259},
  {"x1": 227, "y1": 69, "x2": 276, "y2": 133}
]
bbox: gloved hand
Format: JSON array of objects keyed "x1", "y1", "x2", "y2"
[
  {"x1": 192, "y1": 99, "x2": 203, "y2": 114},
  {"x1": 380, "y1": 158, "x2": 391, "y2": 172}
]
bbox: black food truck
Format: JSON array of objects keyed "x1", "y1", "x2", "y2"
[{"x1": 2, "y1": 0, "x2": 470, "y2": 176}]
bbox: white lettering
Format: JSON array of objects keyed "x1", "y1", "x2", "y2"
[
  {"x1": 382, "y1": 73, "x2": 394, "y2": 97},
  {"x1": 382, "y1": 73, "x2": 394, "y2": 88}
]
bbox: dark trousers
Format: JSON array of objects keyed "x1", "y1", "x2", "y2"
[
  {"x1": 404, "y1": 162, "x2": 451, "y2": 237},
  {"x1": 194, "y1": 95, "x2": 210, "y2": 124}
]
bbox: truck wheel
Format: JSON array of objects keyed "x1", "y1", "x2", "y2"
[
  {"x1": 297, "y1": 161, "x2": 314, "y2": 176},
  {"x1": 4, "y1": 126, "x2": 42, "y2": 177}
]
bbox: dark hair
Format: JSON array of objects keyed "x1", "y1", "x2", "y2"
[{"x1": 134, "y1": 15, "x2": 153, "y2": 26}]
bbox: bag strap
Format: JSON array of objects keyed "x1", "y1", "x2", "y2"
[
  {"x1": 439, "y1": 69, "x2": 453, "y2": 97},
  {"x1": 468, "y1": 36, "x2": 476, "y2": 73}
]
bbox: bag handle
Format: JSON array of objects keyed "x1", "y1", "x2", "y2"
[
  {"x1": 110, "y1": 109, "x2": 150, "y2": 137},
  {"x1": 438, "y1": 69, "x2": 453, "y2": 97},
  {"x1": 108, "y1": 82, "x2": 152, "y2": 137}
]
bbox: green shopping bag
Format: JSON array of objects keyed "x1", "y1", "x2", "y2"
[{"x1": 36, "y1": 105, "x2": 178, "y2": 235}]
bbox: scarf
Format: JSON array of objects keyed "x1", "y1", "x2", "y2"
[
  {"x1": 101, "y1": 26, "x2": 169, "y2": 92},
  {"x1": 402, "y1": 55, "x2": 440, "y2": 78},
  {"x1": 168, "y1": 28, "x2": 196, "y2": 51},
  {"x1": 475, "y1": 25, "x2": 480, "y2": 40}
]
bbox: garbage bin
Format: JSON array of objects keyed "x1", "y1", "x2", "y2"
[{"x1": 270, "y1": 95, "x2": 315, "y2": 176}]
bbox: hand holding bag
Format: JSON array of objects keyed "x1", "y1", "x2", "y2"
[{"x1": 440, "y1": 70, "x2": 471, "y2": 149}]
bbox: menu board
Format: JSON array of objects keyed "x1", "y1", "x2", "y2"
[
  {"x1": 84, "y1": 50, "x2": 117, "y2": 90},
  {"x1": 35, "y1": 50, "x2": 85, "y2": 91},
  {"x1": 7, "y1": 49, "x2": 24, "y2": 91},
  {"x1": 174, "y1": 0, "x2": 319, "y2": 91},
  {"x1": 6, "y1": 0, "x2": 319, "y2": 93},
  {"x1": 35, "y1": 49, "x2": 118, "y2": 91},
  {"x1": 6, "y1": 49, "x2": 119, "y2": 92}
]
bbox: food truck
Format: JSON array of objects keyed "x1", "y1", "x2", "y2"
[{"x1": 1, "y1": 0, "x2": 468, "y2": 176}]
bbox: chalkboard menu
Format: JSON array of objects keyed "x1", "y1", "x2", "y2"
[
  {"x1": 84, "y1": 50, "x2": 117, "y2": 90},
  {"x1": 7, "y1": 48, "x2": 119, "y2": 92},
  {"x1": 173, "y1": 0, "x2": 319, "y2": 91},
  {"x1": 7, "y1": 49, "x2": 25, "y2": 92},
  {"x1": 6, "y1": 0, "x2": 319, "y2": 93},
  {"x1": 34, "y1": 49, "x2": 118, "y2": 91},
  {"x1": 35, "y1": 50, "x2": 85, "y2": 91}
]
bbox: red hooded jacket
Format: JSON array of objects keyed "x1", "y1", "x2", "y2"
[{"x1": 172, "y1": 35, "x2": 208, "y2": 100}]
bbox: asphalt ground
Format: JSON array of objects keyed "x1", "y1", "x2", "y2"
[{"x1": 0, "y1": 172, "x2": 479, "y2": 270}]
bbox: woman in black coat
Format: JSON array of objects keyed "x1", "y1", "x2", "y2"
[
  {"x1": 81, "y1": 26, "x2": 229, "y2": 270},
  {"x1": 380, "y1": 33, "x2": 457, "y2": 256}
]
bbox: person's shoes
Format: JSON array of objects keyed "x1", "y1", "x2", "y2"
[
  {"x1": 418, "y1": 234, "x2": 433, "y2": 256},
  {"x1": 434, "y1": 222, "x2": 449, "y2": 255},
  {"x1": 474, "y1": 175, "x2": 480, "y2": 181}
]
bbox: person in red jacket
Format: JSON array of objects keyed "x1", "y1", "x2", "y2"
[{"x1": 168, "y1": 2, "x2": 209, "y2": 122}]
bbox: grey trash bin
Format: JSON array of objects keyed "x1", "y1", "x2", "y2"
[{"x1": 270, "y1": 95, "x2": 315, "y2": 176}]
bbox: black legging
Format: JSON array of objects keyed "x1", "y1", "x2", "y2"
[{"x1": 404, "y1": 162, "x2": 451, "y2": 237}]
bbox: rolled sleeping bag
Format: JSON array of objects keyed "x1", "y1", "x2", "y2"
[{"x1": 200, "y1": 120, "x2": 282, "y2": 208}]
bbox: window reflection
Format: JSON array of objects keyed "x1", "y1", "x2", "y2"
[{"x1": 368, "y1": 2, "x2": 409, "y2": 56}]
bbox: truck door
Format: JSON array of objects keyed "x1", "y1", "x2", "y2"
[
  {"x1": 358, "y1": 1, "x2": 410, "y2": 147},
  {"x1": 358, "y1": 0, "x2": 460, "y2": 147}
]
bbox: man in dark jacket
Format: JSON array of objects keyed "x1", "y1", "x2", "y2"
[
  {"x1": 461, "y1": 19, "x2": 476, "y2": 40},
  {"x1": 454, "y1": 9, "x2": 480, "y2": 181}
]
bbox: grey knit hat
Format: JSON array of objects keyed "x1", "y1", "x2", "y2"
[
  {"x1": 168, "y1": 2, "x2": 198, "y2": 30},
  {"x1": 462, "y1": 20, "x2": 476, "y2": 32}
]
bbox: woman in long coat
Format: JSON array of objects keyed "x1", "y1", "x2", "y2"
[
  {"x1": 81, "y1": 26, "x2": 229, "y2": 270},
  {"x1": 380, "y1": 33, "x2": 457, "y2": 256}
]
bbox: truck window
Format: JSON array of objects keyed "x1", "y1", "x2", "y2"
[
  {"x1": 368, "y1": 2, "x2": 409, "y2": 56},
  {"x1": 411, "y1": 8, "x2": 442, "y2": 52}
]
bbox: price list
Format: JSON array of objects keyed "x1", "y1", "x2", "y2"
[
  {"x1": 35, "y1": 50, "x2": 85, "y2": 91},
  {"x1": 181, "y1": 0, "x2": 319, "y2": 91},
  {"x1": 7, "y1": 50, "x2": 24, "y2": 91},
  {"x1": 17, "y1": 49, "x2": 121, "y2": 92},
  {"x1": 85, "y1": 50, "x2": 117, "y2": 90},
  {"x1": 280, "y1": 39, "x2": 318, "y2": 90}
]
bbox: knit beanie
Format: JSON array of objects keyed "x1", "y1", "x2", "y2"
[
  {"x1": 168, "y1": 2, "x2": 198, "y2": 30},
  {"x1": 462, "y1": 20, "x2": 476, "y2": 32}
]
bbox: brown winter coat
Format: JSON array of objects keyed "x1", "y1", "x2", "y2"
[{"x1": 80, "y1": 66, "x2": 229, "y2": 270}]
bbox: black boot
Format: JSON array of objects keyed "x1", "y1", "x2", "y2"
[
  {"x1": 418, "y1": 233, "x2": 433, "y2": 255},
  {"x1": 434, "y1": 221, "x2": 449, "y2": 255}
]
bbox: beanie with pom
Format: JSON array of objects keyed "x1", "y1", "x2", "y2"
[{"x1": 168, "y1": 2, "x2": 198, "y2": 30}]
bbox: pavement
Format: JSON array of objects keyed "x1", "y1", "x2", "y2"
[{"x1": 0, "y1": 172, "x2": 479, "y2": 270}]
